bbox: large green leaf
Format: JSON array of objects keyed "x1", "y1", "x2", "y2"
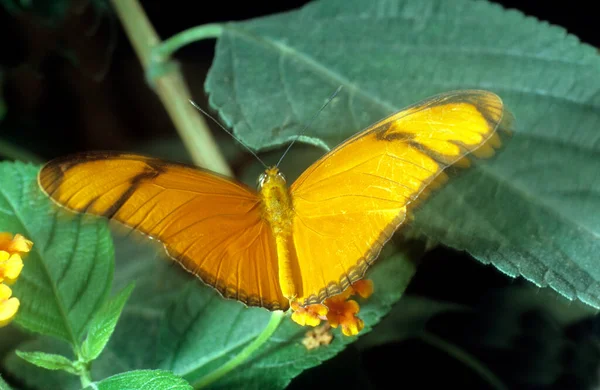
[
  {"x1": 0, "y1": 162, "x2": 114, "y2": 345},
  {"x1": 205, "y1": 0, "x2": 600, "y2": 308}
]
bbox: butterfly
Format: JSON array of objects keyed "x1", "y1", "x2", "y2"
[{"x1": 37, "y1": 90, "x2": 511, "y2": 311}]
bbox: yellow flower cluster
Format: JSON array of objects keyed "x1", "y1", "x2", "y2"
[
  {"x1": 0, "y1": 233, "x2": 33, "y2": 327},
  {"x1": 291, "y1": 279, "x2": 373, "y2": 337}
]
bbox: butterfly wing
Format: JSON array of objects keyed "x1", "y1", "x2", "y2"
[
  {"x1": 290, "y1": 90, "x2": 512, "y2": 306},
  {"x1": 38, "y1": 152, "x2": 288, "y2": 310}
]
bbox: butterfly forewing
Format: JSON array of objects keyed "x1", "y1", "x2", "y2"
[
  {"x1": 289, "y1": 90, "x2": 511, "y2": 306},
  {"x1": 38, "y1": 153, "x2": 289, "y2": 310}
]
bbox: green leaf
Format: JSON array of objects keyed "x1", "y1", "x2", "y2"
[
  {"x1": 15, "y1": 350, "x2": 78, "y2": 375},
  {"x1": 206, "y1": 0, "x2": 600, "y2": 308},
  {"x1": 0, "y1": 162, "x2": 114, "y2": 345},
  {"x1": 0, "y1": 375, "x2": 12, "y2": 390},
  {"x1": 158, "y1": 245, "x2": 417, "y2": 389},
  {"x1": 81, "y1": 283, "x2": 135, "y2": 362},
  {"x1": 4, "y1": 337, "x2": 113, "y2": 390},
  {"x1": 4, "y1": 339, "x2": 79, "y2": 390},
  {"x1": 93, "y1": 370, "x2": 191, "y2": 390}
]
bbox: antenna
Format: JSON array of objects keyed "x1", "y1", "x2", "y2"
[
  {"x1": 189, "y1": 100, "x2": 268, "y2": 169},
  {"x1": 276, "y1": 86, "x2": 343, "y2": 168}
]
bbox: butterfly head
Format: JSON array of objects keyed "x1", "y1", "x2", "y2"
[{"x1": 257, "y1": 167, "x2": 287, "y2": 190}]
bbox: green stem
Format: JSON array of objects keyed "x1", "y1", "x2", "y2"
[
  {"x1": 78, "y1": 361, "x2": 93, "y2": 389},
  {"x1": 419, "y1": 331, "x2": 508, "y2": 390},
  {"x1": 192, "y1": 311, "x2": 285, "y2": 389},
  {"x1": 152, "y1": 24, "x2": 223, "y2": 62},
  {"x1": 109, "y1": 0, "x2": 232, "y2": 176}
]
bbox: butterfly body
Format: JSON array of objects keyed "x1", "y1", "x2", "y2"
[
  {"x1": 258, "y1": 167, "x2": 297, "y2": 300},
  {"x1": 38, "y1": 90, "x2": 512, "y2": 312}
]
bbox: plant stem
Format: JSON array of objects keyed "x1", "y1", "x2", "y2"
[
  {"x1": 192, "y1": 311, "x2": 285, "y2": 389},
  {"x1": 419, "y1": 331, "x2": 508, "y2": 390},
  {"x1": 153, "y1": 24, "x2": 223, "y2": 62},
  {"x1": 78, "y1": 362, "x2": 93, "y2": 389},
  {"x1": 109, "y1": 0, "x2": 232, "y2": 176}
]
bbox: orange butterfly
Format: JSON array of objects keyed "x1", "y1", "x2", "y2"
[{"x1": 38, "y1": 90, "x2": 511, "y2": 311}]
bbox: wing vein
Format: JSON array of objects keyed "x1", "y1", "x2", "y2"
[{"x1": 295, "y1": 213, "x2": 337, "y2": 239}]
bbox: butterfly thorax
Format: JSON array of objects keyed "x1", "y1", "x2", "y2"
[
  {"x1": 258, "y1": 167, "x2": 297, "y2": 301},
  {"x1": 258, "y1": 167, "x2": 294, "y2": 235}
]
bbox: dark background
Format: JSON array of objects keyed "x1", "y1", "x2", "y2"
[{"x1": 1, "y1": 1, "x2": 599, "y2": 389}]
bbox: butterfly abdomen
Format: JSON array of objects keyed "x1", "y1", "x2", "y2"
[{"x1": 259, "y1": 167, "x2": 297, "y2": 302}]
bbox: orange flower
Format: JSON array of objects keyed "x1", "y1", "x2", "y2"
[
  {"x1": 349, "y1": 279, "x2": 373, "y2": 299},
  {"x1": 291, "y1": 300, "x2": 328, "y2": 327},
  {"x1": 0, "y1": 283, "x2": 20, "y2": 327},
  {"x1": 324, "y1": 294, "x2": 364, "y2": 336},
  {"x1": 290, "y1": 279, "x2": 373, "y2": 337}
]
